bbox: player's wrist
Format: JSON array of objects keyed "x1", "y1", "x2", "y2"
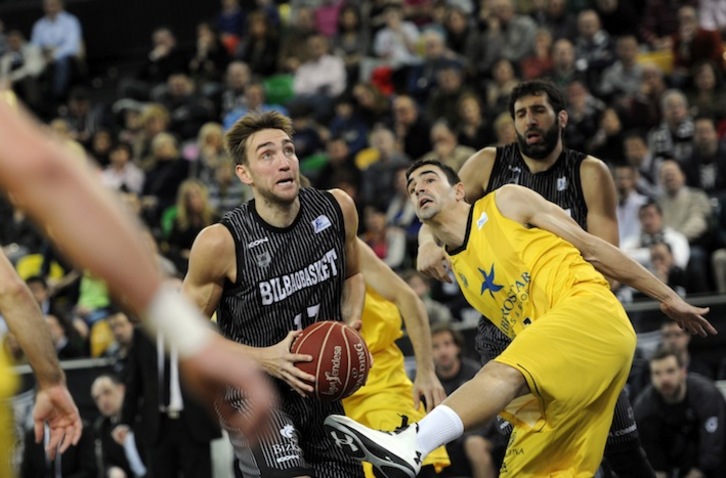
[{"x1": 144, "y1": 285, "x2": 215, "y2": 357}]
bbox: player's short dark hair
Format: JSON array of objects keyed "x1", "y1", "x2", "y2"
[
  {"x1": 508, "y1": 80, "x2": 566, "y2": 118},
  {"x1": 405, "y1": 158, "x2": 461, "y2": 187},
  {"x1": 225, "y1": 110, "x2": 294, "y2": 165},
  {"x1": 639, "y1": 199, "x2": 662, "y2": 215}
]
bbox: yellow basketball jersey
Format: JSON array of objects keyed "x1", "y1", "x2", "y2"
[
  {"x1": 343, "y1": 288, "x2": 450, "y2": 475},
  {"x1": 449, "y1": 193, "x2": 609, "y2": 340}
]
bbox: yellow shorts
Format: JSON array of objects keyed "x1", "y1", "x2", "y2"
[
  {"x1": 494, "y1": 286, "x2": 636, "y2": 477},
  {"x1": 344, "y1": 356, "x2": 450, "y2": 477},
  {"x1": 0, "y1": 348, "x2": 18, "y2": 477}
]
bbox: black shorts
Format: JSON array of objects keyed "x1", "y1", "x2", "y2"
[{"x1": 222, "y1": 382, "x2": 364, "y2": 478}]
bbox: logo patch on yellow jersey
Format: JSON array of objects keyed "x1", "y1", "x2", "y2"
[{"x1": 478, "y1": 264, "x2": 504, "y2": 298}]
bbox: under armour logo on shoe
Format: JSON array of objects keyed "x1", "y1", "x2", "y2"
[
  {"x1": 414, "y1": 451, "x2": 422, "y2": 465},
  {"x1": 330, "y1": 431, "x2": 359, "y2": 453}
]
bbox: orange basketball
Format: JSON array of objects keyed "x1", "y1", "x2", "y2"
[{"x1": 291, "y1": 321, "x2": 372, "y2": 401}]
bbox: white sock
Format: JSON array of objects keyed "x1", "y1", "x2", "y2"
[{"x1": 415, "y1": 405, "x2": 464, "y2": 457}]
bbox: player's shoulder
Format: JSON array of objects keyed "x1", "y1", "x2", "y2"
[
  {"x1": 579, "y1": 155, "x2": 611, "y2": 177},
  {"x1": 461, "y1": 146, "x2": 498, "y2": 171},
  {"x1": 193, "y1": 223, "x2": 236, "y2": 256}
]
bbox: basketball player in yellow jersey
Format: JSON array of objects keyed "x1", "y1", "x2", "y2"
[
  {"x1": 342, "y1": 239, "x2": 449, "y2": 477},
  {"x1": 0, "y1": 249, "x2": 82, "y2": 476},
  {"x1": 324, "y1": 158, "x2": 717, "y2": 478}
]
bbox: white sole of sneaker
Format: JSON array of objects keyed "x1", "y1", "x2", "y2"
[{"x1": 324, "y1": 416, "x2": 418, "y2": 478}]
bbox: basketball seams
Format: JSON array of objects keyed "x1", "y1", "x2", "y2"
[{"x1": 339, "y1": 325, "x2": 353, "y2": 402}]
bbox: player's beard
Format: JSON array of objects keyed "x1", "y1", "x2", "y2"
[{"x1": 516, "y1": 122, "x2": 561, "y2": 160}]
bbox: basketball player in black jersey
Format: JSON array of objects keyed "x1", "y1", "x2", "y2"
[
  {"x1": 417, "y1": 80, "x2": 656, "y2": 478},
  {"x1": 182, "y1": 111, "x2": 366, "y2": 478}
]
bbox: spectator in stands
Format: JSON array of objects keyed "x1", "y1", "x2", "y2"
[
  {"x1": 236, "y1": 10, "x2": 279, "y2": 78},
  {"x1": 360, "y1": 204, "x2": 408, "y2": 271},
  {"x1": 519, "y1": 27, "x2": 554, "y2": 81},
  {"x1": 140, "y1": 132, "x2": 189, "y2": 228},
  {"x1": 187, "y1": 21, "x2": 229, "y2": 97},
  {"x1": 278, "y1": 6, "x2": 317, "y2": 74},
  {"x1": 593, "y1": 0, "x2": 641, "y2": 38},
  {"x1": 156, "y1": 72, "x2": 216, "y2": 141},
  {"x1": 455, "y1": 92, "x2": 496, "y2": 151},
  {"x1": 372, "y1": 3, "x2": 421, "y2": 71},
  {"x1": 360, "y1": 125, "x2": 410, "y2": 209},
  {"x1": 188, "y1": 121, "x2": 227, "y2": 183},
  {"x1": 586, "y1": 106, "x2": 625, "y2": 164},
  {"x1": 614, "y1": 164, "x2": 650, "y2": 245},
  {"x1": 642, "y1": 241, "x2": 689, "y2": 299},
  {"x1": 207, "y1": 157, "x2": 251, "y2": 214},
  {"x1": 671, "y1": 5, "x2": 726, "y2": 88},
  {"x1": 217, "y1": 60, "x2": 250, "y2": 124},
  {"x1": 686, "y1": 60, "x2": 726, "y2": 122},
  {"x1": 352, "y1": 82, "x2": 390, "y2": 129},
  {"x1": 492, "y1": 111, "x2": 517, "y2": 146},
  {"x1": 634, "y1": 347, "x2": 726, "y2": 478},
  {"x1": 332, "y1": 4, "x2": 368, "y2": 90},
  {"x1": 573, "y1": 9, "x2": 615, "y2": 91},
  {"x1": 598, "y1": 34, "x2": 643, "y2": 104},
  {"x1": 46, "y1": 312, "x2": 86, "y2": 359},
  {"x1": 162, "y1": 179, "x2": 219, "y2": 275},
  {"x1": 624, "y1": 130, "x2": 662, "y2": 197},
  {"x1": 625, "y1": 62, "x2": 669, "y2": 132},
  {"x1": 100, "y1": 141, "x2": 145, "y2": 196},
  {"x1": 126, "y1": 27, "x2": 187, "y2": 101},
  {"x1": 391, "y1": 94, "x2": 432, "y2": 161},
  {"x1": 658, "y1": 159, "x2": 713, "y2": 292},
  {"x1": 421, "y1": 120, "x2": 476, "y2": 172},
  {"x1": 91, "y1": 373, "x2": 147, "y2": 478},
  {"x1": 474, "y1": 0, "x2": 536, "y2": 76},
  {"x1": 432, "y1": 323, "x2": 503, "y2": 478},
  {"x1": 0, "y1": 29, "x2": 45, "y2": 113},
  {"x1": 564, "y1": 80, "x2": 605, "y2": 152},
  {"x1": 104, "y1": 309, "x2": 136, "y2": 375},
  {"x1": 442, "y1": 5, "x2": 479, "y2": 64},
  {"x1": 640, "y1": 0, "x2": 698, "y2": 51},
  {"x1": 288, "y1": 102, "x2": 324, "y2": 161},
  {"x1": 660, "y1": 319, "x2": 715, "y2": 377},
  {"x1": 30, "y1": 0, "x2": 83, "y2": 105},
  {"x1": 314, "y1": 135, "x2": 361, "y2": 191},
  {"x1": 328, "y1": 94, "x2": 369, "y2": 156},
  {"x1": 406, "y1": 29, "x2": 463, "y2": 107},
  {"x1": 427, "y1": 64, "x2": 473, "y2": 128},
  {"x1": 683, "y1": 115, "x2": 726, "y2": 195},
  {"x1": 698, "y1": 0, "x2": 726, "y2": 40},
  {"x1": 291, "y1": 32, "x2": 346, "y2": 123},
  {"x1": 60, "y1": 86, "x2": 108, "y2": 150},
  {"x1": 216, "y1": 0, "x2": 245, "y2": 55},
  {"x1": 648, "y1": 89, "x2": 695, "y2": 164},
  {"x1": 484, "y1": 58, "x2": 520, "y2": 120},
  {"x1": 622, "y1": 200, "x2": 691, "y2": 271},
  {"x1": 402, "y1": 270, "x2": 453, "y2": 325},
  {"x1": 533, "y1": 0, "x2": 578, "y2": 41},
  {"x1": 132, "y1": 104, "x2": 171, "y2": 171},
  {"x1": 385, "y1": 164, "x2": 421, "y2": 258},
  {"x1": 545, "y1": 38, "x2": 584, "y2": 90}
]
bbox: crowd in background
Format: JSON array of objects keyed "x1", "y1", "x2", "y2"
[{"x1": 1, "y1": 0, "x2": 726, "y2": 476}]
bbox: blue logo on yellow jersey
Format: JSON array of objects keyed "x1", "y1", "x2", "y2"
[{"x1": 478, "y1": 265, "x2": 504, "y2": 298}]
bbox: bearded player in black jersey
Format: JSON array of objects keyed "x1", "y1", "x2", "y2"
[
  {"x1": 417, "y1": 80, "x2": 656, "y2": 478},
  {"x1": 183, "y1": 111, "x2": 366, "y2": 478}
]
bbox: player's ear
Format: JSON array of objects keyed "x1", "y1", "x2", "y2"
[
  {"x1": 454, "y1": 181, "x2": 466, "y2": 201},
  {"x1": 558, "y1": 109, "x2": 568, "y2": 129},
  {"x1": 235, "y1": 164, "x2": 253, "y2": 185}
]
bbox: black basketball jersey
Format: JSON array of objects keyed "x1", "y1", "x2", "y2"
[
  {"x1": 486, "y1": 143, "x2": 589, "y2": 230},
  {"x1": 216, "y1": 187, "x2": 347, "y2": 348}
]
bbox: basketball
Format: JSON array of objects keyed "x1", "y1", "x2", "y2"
[{"x1": 291, "y1": 321, "x2": 372, "y2": 401}]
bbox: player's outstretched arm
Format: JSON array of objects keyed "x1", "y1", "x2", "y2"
[
  {"x1": 0, "y1": 250, "x2": 81, "y2": 458},
  {"x1": 0, "y1": 101, "x2": 273, "y2": 435},
  {"x1": 357, "y1": 239, "x2": 446, "y2": 411},
  {"x1": 496, "y1": 185, "x2": 716, "y2": 337}
]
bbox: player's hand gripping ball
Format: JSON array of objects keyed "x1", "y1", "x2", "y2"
[{"x1": 291, "y1": 321, "x2": 372, "y2": 401}]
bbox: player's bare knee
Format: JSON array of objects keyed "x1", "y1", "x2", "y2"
[{"x1": 463, "y1": 435, "x2": 493, "y2": 465}]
